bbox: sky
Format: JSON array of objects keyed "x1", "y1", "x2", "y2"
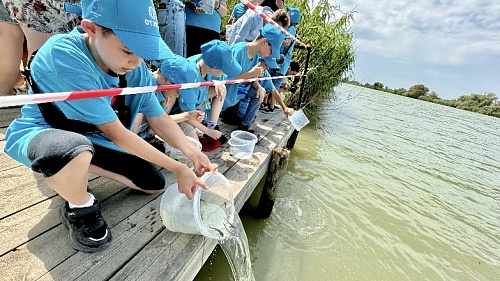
[{"x1": 333, "y1": 0, "x2": 500, "y2": 99}]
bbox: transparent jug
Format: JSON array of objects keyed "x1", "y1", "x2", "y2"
[{"x1": 160, "y1": 172, "x2": 235, "y2": 239}]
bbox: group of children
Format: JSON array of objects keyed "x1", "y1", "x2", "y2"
[{"x1": 4, "y1": 0, "x2": 301, "y2": 253}]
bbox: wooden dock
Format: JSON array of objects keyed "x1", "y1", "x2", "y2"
[{"x1": 0, "y1": 105, "x2": 295, "y2": 280}]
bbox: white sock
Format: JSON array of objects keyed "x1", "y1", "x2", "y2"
[
  {"x1": 69, "y1": 193, "x2": 95, "y2": 209},
  {"x1": 207, "y1": 121, "x2": 217, "y2": 130}
]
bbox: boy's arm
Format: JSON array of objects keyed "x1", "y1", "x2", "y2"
[
  {"x1": 147, "y1": 114, "x2": 215, "y2": 178},
  {"x1": 232, "y1": 13, "x2": 254, "y2": 44},
  {"x1": 270, "y1": 89, "x2": 291, "y2": 116},
  {"x1": 97, "y1": 119, "x2": 213, "y2": 199}
]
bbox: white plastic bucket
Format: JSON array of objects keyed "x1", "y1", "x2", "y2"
[
  {"x1": 228, "y1": 130, "x2": 258, "y2": 160},
  {"x1": 288, "y1": 109, "x2": 310, "y2": 131},
  {"x1": 160, "y1": 172, "x2": 235, "y2": 239},
  {"x1": 163, "y1": 136, "x2": 202, "y2": 166}
]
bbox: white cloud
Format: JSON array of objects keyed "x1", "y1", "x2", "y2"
[{"x1": 332, "y1": 0, "x2": 500, "y2": 97}]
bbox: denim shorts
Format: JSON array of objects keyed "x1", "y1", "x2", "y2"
[
  {"x1": 158, "y1": 0, "x2": 186, "y2": 57},
  {"x1": 0, "y1": 0, "x2": 16, "y2": 24},
  {"x1": 2, "y1": 0, "x2": 80, "y2": 33}
]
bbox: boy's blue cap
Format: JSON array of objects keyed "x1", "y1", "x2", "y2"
[
  {"x1": 260, "y1": 24, "x2": 285, "y2": 60},
  {"x1": 65, "y1": 0, "x2": 173, "y2": 61},
  {"x1": 287, "y1": 6, "x2": 301, "y2": 25},
  {"x1": 261, "y1": 57, "x2": 279, "y2": 70},
  {"x1": 201, "y1": 40, "x2": 242, "y2": 78},
  {"x1": 160, "y1": 54, "x2": 199, "y2": 104}
]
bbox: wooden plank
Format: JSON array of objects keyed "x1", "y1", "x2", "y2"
[
  {"x1": 0, "y1": 171, "x2": 169, "y2": 280},
  {"x1": 0, "y1": 109, "x2": 295, "y2": 281},
  {"x1": 0, "y1": 107, "x2": 21, "y2": 128},
  {"x1": 0, "y1": 175, "x2": 123, "y2": 255},
  {"x1": 110, "y1": 113, "x2": 293, "y2": 281}
]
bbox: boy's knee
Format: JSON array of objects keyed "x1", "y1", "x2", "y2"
[{"x1": 28, "y1": 129, "x2": 94, "y2": 177}]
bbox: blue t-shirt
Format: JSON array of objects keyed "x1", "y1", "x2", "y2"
[
  {"x1": 4, "y1": 28, "x2": 165, "y2": 167},
  {"x1": 223, "y1": 42, "x2": 260, "y2": 109},
  {"x1": 237, "y1": 70, "x2": 275, "y2": 98},
  {"x1": 230, "y1": 3, "x2": 249, "y2": 22},
  {"x1": 278, "y1": 25, "x2": 297, "y2": 75},
  {"x1": 185, "y1": 0, "x2": 226, "y2": 33}
]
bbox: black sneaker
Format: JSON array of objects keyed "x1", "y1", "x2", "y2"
[
  {"x1": 150, "y1": 137, "x2": 166, "y2": 153},
  {"x1": 60, "y1": 200, "x2": 112, "y2": 253}
]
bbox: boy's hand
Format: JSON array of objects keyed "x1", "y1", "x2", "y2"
[
  {"x1": 214, "y1": 84, "x2": 226, "y2": 101},
  {"x1": 176, "y1": 165, "x2": 208, "y2": 200},
  {"x1": 190, "y1": 150, "x2": 216, "y2": 176},
  {"x1": 204, "y1": 128, "x2": 223, "y2": 139},
  {"x1": 250, "y1": 65, "x2": 265, "y2": 77},
  {"x1": 187, "y1": 110, "x2": 205, "y2": 122},
  {"x1": 256, "y1": 87, "x2": 266, "y2": 104},
  {"x1": 283, "y1": 107, "x2": 292, "y2": 117}
]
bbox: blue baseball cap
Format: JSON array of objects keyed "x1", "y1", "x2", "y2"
[
  {"x1": 287, "y1": 6, "x2": 301, "y2": 25},
  {"x1": 261, "y1": 57, "x2": 279, "y2": 70},
  {"x1": 160, "y1": 54, "x2": 199, "y2": 105},
  {"x1": 260, "y1": 24, "x2": 285, "y2": 60},
  {"x1": 65, "y1": 0, "x2": 173, "y2": 61},
  {"x1": 201, "y1": 40, "x2": 242, "y2": 78}
]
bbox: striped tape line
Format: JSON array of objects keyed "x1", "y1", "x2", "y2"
[
  {"x1": 238, "y1": 0, "x2": 308, "y2": 48},
  {"x1": 0, "y1": 74, "x2": 302, "y2": 108}
]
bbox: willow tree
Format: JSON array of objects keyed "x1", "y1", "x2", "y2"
[{"x1": 286, "y1": 0, "x2": 355, "y2": 108}]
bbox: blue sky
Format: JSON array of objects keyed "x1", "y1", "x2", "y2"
[{"x1": 334, "y1": 0, "x2": 500, "y2": 99}]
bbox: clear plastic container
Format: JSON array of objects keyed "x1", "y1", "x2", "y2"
[
  {"x1": 160, "y1": 172, "x2": 235, "y2": 239},
  {"x1": 163, "y1": 136, "x2": 202, "y2": 167},
  {"x1": 288, "y1": 108, "x2": 310, "y2": 131},
  {"x1": 229, "y1": 130, "x2": 258, "y2": 160},
  {"x1": 200, "y1": 0, "x2": 215, "y2": 14}
]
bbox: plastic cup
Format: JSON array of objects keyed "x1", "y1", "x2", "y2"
[
  {"x1": 288, "y1": 109, "x2": 310, "y2": 131},
  {"x1": 163, "y1": 136, "x2": 202, "y2": 167},
  {"x1": 229, "y1": 130, "x2": 258, "y2": 160}
]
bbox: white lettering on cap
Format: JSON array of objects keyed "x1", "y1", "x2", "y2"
[{"x1": 145, "y1": 19, "x2": 159, "y2": 27}]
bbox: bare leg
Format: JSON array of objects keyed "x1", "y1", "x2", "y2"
[
  {"x1": 0, "y1": 21, "x2": 24, "y2": 95},
  {"x1": 45, "y1": 151, "x2": 92, "y2": 205},
  {"x1": 207, "y1": 87, "x2": 226, "y2": 123},
  {"x1": 19, "y1": 25, "x2": 52, "y2": 57}
]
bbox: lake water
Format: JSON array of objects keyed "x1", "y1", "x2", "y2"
[{"x1": 195, "y1": 84, "x2": 500, "y2": 280}]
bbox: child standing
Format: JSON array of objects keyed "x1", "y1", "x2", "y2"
[{"x1": 4, "y1": 0, "x2": 215, "y2": 253}]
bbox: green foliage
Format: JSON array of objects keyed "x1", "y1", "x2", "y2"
[
  {"x1": 224, "y1": 0, "x2": 356, "y2": 108},
  {"x1": 352, "y1": 81, "x2": 500, "y2": 118},
  {"x1": 286, "y1": 0, "x2": 356, "y2": 108},
  {"x1": 405, "y1": 84, "x2": 429, "y2": 99}
]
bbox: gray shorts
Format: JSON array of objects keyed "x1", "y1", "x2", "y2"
[
  {"x1": 0, "y1": 0, "x2": 17, "y2": 24},
  {"x1": 28, "y1": 129, "x2": 165, "y2": 191},
  {"x1": 2, "y1": 0, "x2": 80, "y2": 33}
]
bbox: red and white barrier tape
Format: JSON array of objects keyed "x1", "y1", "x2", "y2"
[
  {"x1": 238, "y1": 0, "x2": 308, "y2": 48},
  {"x1": 0, "y1": 74, "x2": 302, "y2": 108}
]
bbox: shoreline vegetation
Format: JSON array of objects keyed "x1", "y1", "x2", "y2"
[{"x1": 346, "y1": 81, "x2": 500, "y2": 118}]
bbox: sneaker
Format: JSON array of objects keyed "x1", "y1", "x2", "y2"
[
  {"x1": 60, "y1": 200, "x2": 112, "y2": 253},
  {"x1": 150, "y1": 137, "x2": 166, "y2": 153},
  {"x1": 264, "y1": 107, "x2": 275, "y2": 113}
]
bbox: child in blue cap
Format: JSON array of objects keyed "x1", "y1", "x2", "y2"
[
  {"x1": 236, "y1": 57, "x2": 290, "y2": 133},
  {"x1": 221, "y1": 24, "x2": 290, "y2": 116},
  {"x1": 3, "y1": 0, "x2": 215, "y2": 253},
  {"x1": 158, "y1": 40, "x2": 242, "y2": 142}
]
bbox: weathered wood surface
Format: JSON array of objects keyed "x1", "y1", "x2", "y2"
[{"x1": 0, "y1": 107, "x2": 295, "y2": 281}]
